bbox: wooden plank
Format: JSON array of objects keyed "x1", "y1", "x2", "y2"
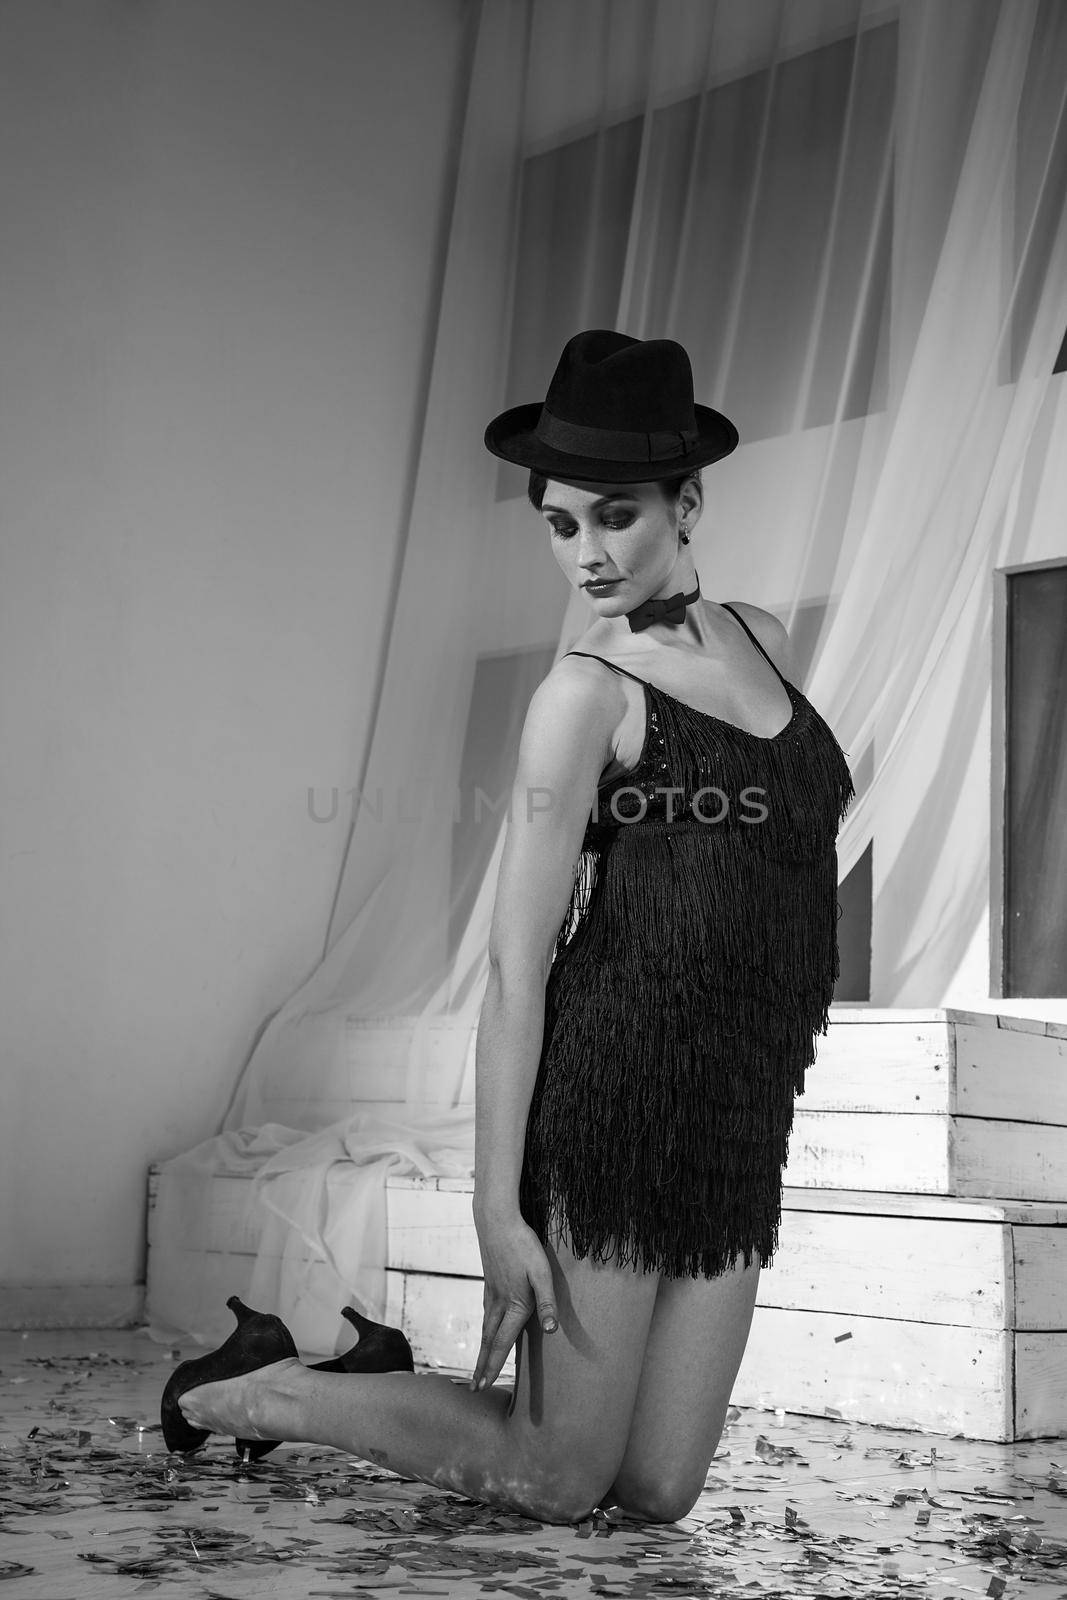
[
  {"x1": 955, "y1": 1011, "x2": 1067, "y2": 1039},
  {"x1": 945, "y1": 1007, "x2": 1028, "y2": 1029},
  {"x1": 1015, "y1": 1333, "x2": 1067, "y2": 1438},
  {"x1": 786, "y1": 1111, "x2": 1067, "y2": 1200},
  {"x1": 955, "y1": 1023, "x2": 1067, "y2": 1124},
  {"x1": 759, "y1": 1212, "x2": 1012, "y2": 1328},
  {"x1": 800, "y1": 1021, "x2": 951, "y2": 1113},
  {"x1": 385, "y1": 1268, "x2": 515, "y2": 1382},
  {"x1": 780, "y1": 1187, "x2": 1067, "y2": 1224},
  {"x1": 1013, "y1": 1227, "x2": 1067, "y2": 1330},
  {"x1": 947, "y1": 1003, "x2": 1067, "y2": 1036},
  {"x1": 956, "y1": 1119, "x2": 1067, "y2": 1202},
  {"x1": 996, "y1": 1014, "x2": 1055, "y2": 1036},
  {"x1": 733, "y1": 1306, "x2": 1012, "y2": 1441},
  {"x1": 828, "y1": 1007, "x2": 952, "y2": 1022},
  {"x1": 784, "y1": 1110, "x2": 951, "y2": 1191},
  {"x1": 388, "y1": 1185, "x2": 481, "y2": 1277}
]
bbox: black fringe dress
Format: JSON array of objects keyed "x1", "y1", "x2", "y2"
[{"x1": 518, "y1": 605, "x2": 856, "y2": 1279}]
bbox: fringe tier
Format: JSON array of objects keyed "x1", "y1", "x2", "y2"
[{"x1": 519, "y1": 682, "x2": 856, "y2": 1281}]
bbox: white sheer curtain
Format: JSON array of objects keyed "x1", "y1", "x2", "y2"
[{"x1": 147, "y1": 0, "x2": 1067, "y2": 1350}]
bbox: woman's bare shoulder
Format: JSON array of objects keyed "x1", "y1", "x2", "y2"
[
  {"x1": 724, "y1": 600, "x2": 793, "y2": 678},
  {"x1": 508, "y1": 653, "x2": 623, "y2": 820},
  {"x1": 533, "y1": 646, "x2": 628, "y2": 714}
]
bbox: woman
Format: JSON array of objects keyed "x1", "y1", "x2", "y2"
[{"x1": 162, "y1": 329, "x2": 855, "y2": 1527}]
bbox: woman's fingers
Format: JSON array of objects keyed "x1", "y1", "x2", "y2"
[
  {"x1": 471, "y1": 1297, "x2": 505, "y2": 1391},
  {"x1": 469, "y1": 1225, "x2": 559, "y2": 1389},
  {"x1": 527, "y1": 1254, "x2": 559, "y2": 1333},
  {"x1": 475, "y1": 1299, "x2": 530, "y2": 1391}
]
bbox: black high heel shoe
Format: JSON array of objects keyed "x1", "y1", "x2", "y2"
[
  {"x1": 160, "y1": 1294, "x2": 299, "y2": 1454},
  {"x1": 234, "y1": 1304, "x2": 415, "y2": 1461}
]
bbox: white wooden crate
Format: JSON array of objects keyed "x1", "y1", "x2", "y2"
[{"x1": 782, "y1": 1010, "x2": 1067, "y2": 1199}]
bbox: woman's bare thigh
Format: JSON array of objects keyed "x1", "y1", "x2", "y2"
[
  {"x1": 500, "y1": 1226, "x2": 663, "y2": 1511},
  {"x1": 607, "y1": 1255, "x2": 762, "y2": 1521}
]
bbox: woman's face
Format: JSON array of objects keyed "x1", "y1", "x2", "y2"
[{"x1": 538, "y1": 478, "x2": 698, "y2": 611}]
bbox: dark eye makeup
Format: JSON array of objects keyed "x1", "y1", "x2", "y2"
[{"x1": 546, "y1": 506, "x2": 636, "y2": 537}]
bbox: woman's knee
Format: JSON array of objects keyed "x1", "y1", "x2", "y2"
[
  {"x1": 609, "y1": 1467, "x2": 706, "y2": 1525},
  {"x1": 510, "y1": 1442, "x2": 620, "y2": 1525},
  {"x1": 519, "y1": 1472, "x2": 604, "y2": 1525},
  {"x1": 500, "y1": 1416, "x2": 622, "y2": 1524}
]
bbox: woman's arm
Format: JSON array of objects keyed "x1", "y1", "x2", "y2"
[{"x1": 470, "y1": 659, "x2": 622, "y2": 1389}]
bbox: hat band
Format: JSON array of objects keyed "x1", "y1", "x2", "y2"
[{"x1": 536, "y1": 407, "x2": 699, "y2": 463}]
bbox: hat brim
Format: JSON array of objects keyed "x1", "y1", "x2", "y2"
[{"x1": 483, "y1": 402, "x2": 739, "y2": 482}]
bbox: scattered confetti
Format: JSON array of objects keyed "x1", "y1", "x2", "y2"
[{"x1": 3, "y1": 1327, "x2": 1067, "y2": 1600}]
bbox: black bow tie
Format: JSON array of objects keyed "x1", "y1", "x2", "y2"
[{"x1": 626, "y1": 578, "x2": 701, "y2": 633}]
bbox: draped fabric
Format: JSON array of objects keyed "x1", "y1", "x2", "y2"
[{"x1": 146, "y1": 0, "x2": 1067, "y2": 1349}]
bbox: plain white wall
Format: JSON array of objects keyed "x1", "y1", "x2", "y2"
[{"x1": 0, "y1": 0, "x2": 468, "y2": 1302}]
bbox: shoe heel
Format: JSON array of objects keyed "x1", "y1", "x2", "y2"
[
  {"x1": 336, "y1": 1305, "x2": 415, "y2": 1373},
  {"x1": 235, "y1": 1305, "x2": 413, "y2": 1461}
]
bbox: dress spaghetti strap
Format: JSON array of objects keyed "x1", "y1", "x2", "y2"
[
  {"x1": 719, "y1": 603, "x2": 788, "y2": 687},
  {"x1": 563, "y1": 650, "x2": 649, "y2": 686}
]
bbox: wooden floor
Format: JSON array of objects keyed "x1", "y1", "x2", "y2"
[{"x1": 2, "y1": 1327, "x2": 1065, "y2": 1599}]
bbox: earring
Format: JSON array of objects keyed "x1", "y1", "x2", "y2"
[{"x1": 679, "y1": 525, "x2": 690, "y2": 545}]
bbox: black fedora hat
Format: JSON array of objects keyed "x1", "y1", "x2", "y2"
[{"x1": 484, "y1": 328, "x2": 739, "y2": 482}]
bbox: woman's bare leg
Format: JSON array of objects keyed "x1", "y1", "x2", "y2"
[
  {"x1": 606, "y1": 1254, "x2": 762, "y2": 1522},
  {"x1": 177, "y1": 1232, "x2": 663, "y2": 1524}
]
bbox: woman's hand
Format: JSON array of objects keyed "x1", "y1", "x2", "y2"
[{"x1": 471, "y1": 1211, "x2": 558, "y2": 1392}]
